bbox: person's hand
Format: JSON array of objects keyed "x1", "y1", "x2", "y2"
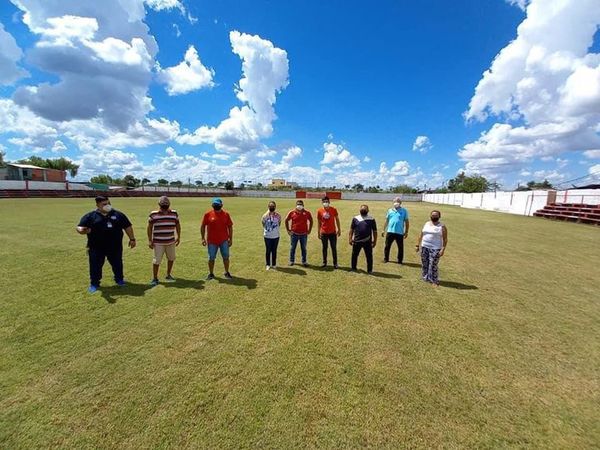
[
  {"x1": 175, "y1": 238, "x2": 180, "y2": 247},
  {"x1": 404, "y1": 233, "x2": 409, "y2": 240},
  {"x1": 202, "y1": 239, "x2": 207, "y2": 246},
  {"x1": 148, "y1": 241, "x2": 154, "y2": 249},
  {"x1": 381, "y1": 232, "x2": 385, "y2": 238},
  {"x1": 415, "y1": 245, "x2": 420, "y2": 253},
  {"x1": 371, "y1": 241, "x2": 377, "y2": 248},
  {"x1": 77, "y1": 226, "x2": 90, "y2": 234},
  {"x1": 349, "y1": 239, "x2": 354, "y2": 246},
  {"x1": 129, "y1": 239, "x2": 136, "y2": 249},
  {"x1": 337, "y1": 230, "x2": 341, "y2": 237},
  {"x1": 439, "y1": 248, "x2": 445, "y2": 257},
  {"x1": 228, "y1": 238, "x2": 233, "y2": 248},
  {"x1": 318, "y1": 232, "x2": 321, "y2": 239},
  {"x1": 287, "y1": 230, "x2": 292, "y2": 236}
]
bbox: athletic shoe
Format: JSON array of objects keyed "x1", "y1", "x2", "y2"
[
  {"x1": 302, "y1": 263, "x2": 309, "y2": 268},
  {"x1": 224, "y1": 272, "x2": 233, "y2": 279},
  {"x1": 206, "y1": 273, "x2": 215, "y2": 281},
  {"x1": 116, "y1": 280, "x2": 126, "y2": 287},
  {"x1": 383, "y1": 259, "x2": 389, "y2": 263},
  {"x1": 150, "y1": 278, "x2": 159, "y2": 287},
  {"x1": 266, "y1": 265, "x2": 271, "y2": 271},
  {"x1": 165, "y1": 275, "x2": 176, "y2": 282},
  {"x1": 334, "y1": 264, "x2": 339, "y2": 269},
  {"x1": 88, "y1": 285, "x2": 99, "y2": 294},
  {"x1": 270, "y1": 265, "x2": 277, "y2": 270},
  {"x1": 288, "y1": 262, "x2": 294, "y2": 266},
  {"x1": 320, "y1": 263, "x2": 327, "y2": 268}
]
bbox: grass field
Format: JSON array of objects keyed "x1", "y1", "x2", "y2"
[{"x1": 1, "y1": 197, "x2": 599, "y2": 448}]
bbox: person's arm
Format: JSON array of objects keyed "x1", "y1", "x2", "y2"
[
  {"x1": 175, "y1": 221, "x2": 181, "y2": 246},
  {"x1": 348, "y1": 219, "x2": 355, "y2": 245},
  {"x1": 124, "y1": 226, "x2": 136, "y2": 248},
  {"x1": 200, "y1": 223, "x2": 207, "y2": 246},
  {"x1": 307, "y1": 213, "x2": 313, "y2": 235},
  {"x1": 372, "y1": 221, "x2": 378, "y2": 248},
  {"x1": 335, "y1": 212, "x2": 341, "y2": 237},
  {"x1": 440, "y1": 225, "x2": 448, "y2": 257},
  {"x1": 228, "y1": 216, "x2": 234, "y2": 247},
  {"x1": 415, "y1": 231, "x2": 424, "y2": 252},
  {"x1": 381, "y1": 216, "x2": 389, "y2": 237},
  {"x1": 147, "y1": 222, "x2": 153, "y2": 249},
  {"x1": 76, "y1": 215, "x2": 91, "y2": 234},
  {"x1": 404, "y1": 218, "x2": 410, "y2": 239},
  {"x1": 317, "y1": 212, "x2": 322, "y2": 239},
  {"x1": 285, "y1": 213, "x2": 292, "y2": 235}
]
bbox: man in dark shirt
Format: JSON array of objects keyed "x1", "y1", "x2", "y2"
[
  {"x1": 349, "y1": 204, "x2": 377, "y2": 273},
  {"x1": 77, "y1": 196, "x2": 137, "y2": 293}
]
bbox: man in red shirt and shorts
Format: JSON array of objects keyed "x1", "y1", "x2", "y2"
[
  {"x1": 316, "y1": 195, "x2": 341, "y2": 268},
  {"x1": 285, "y1": 199, "x2": 313, "y2": 267},
  {"x1": 201, "y1": 198, "x2": 234, "y2": 280}
]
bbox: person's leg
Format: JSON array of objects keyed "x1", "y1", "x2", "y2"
[
  {"x1": 351, "y1": 243, "x2": 360, "y2": 270},
  {"x1": 330, "y1": 234, "x2": 338, "y2": 266},
  {"x1": 167, "y1": 260, "x2": 174, "y2": 276},
  {"x1": 221, "y1": 242, "x2": 231, "y2": 274},
  {"x1": 264, "y1": 238, "x2": 271, "y2": 266},
  {"x1": 384, "y1": 233, "x2": 394, "y2": 262},
  {"x1": 106, "y1": 245, "x2": 124, "y2": 283},
  {"x1": 88, "y1": 248, "x2": 105, "y2": 287},
  {"x1": 396, "y1": 234, "x2": 404, "y2": 264},
  {"x1": 290, "y1": 234, "x2": 298, "y2": 263},
  {"x1": 299, "y1": 234, "x2": 307, "y2": 264},
  {"x1": 207, "y1": 244, "x2": 217, "y2": 275},
  {"x1": 421, "y1": 247, "x2": 430, "y2": 280},
  {"x1": 165, "y1": 244, "x2": 176, "y2": 277},
  {"x1": 321, "y1": 234, "x2": 328, "y2": 265},
  {"x1": 272, "y1": 238, "x2": 279, "y2": 267},
  {"x1": 152, "y1": 244, "x2": 163, "y2": 280},
  {"x1": 430, "y1": 249, "x2": 440, "y2": 285},
  {"x1": 365, "y1": 241, "x2": 374, "y2": 273}
]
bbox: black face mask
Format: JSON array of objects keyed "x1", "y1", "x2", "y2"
[
  {"x1": 269, "y1": 207, "x2": 276, "y2": 212},
  {"x1": 360, "y1": 209, "x2": 368, "y2": 216},
  {"x1": 213, "y1": 205, "x2": 222, "y2": 211},
  {"x1": 431, "y1": 216, "x2": 440, "y2": 222},
  {"x1": 160, "y1": 205, "x2": 169, "y2": 210}
]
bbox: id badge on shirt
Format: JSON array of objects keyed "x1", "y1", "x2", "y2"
[{"x1": 107, "y1": 221, "x2": 113, "y2": 228}]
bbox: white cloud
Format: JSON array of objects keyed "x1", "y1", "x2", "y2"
[
  {"x1": 157, "y1": 45, "x2": 215, "y2": 95},
  {"x1": 412, "y1": 135, "x2": 432, "y2": 153},
  {"x1": 589, "y1": 164, "x2": 600, "y2": 177},
  {"x1": 583, "y1": 149, "x2": 600, "y2": 159},
  {"x1": 177, "y1": 31, "x2": 289, "y2": 153},
  {"x1": 505, "y1": 0, "x2": 529, "y2": 11},
  {"x1": 461, "y1": 0, "x2": 600, "y2": 178},
  {"x1": 51, "y1": 140, "x2": 67, "y2": 152},
  {"x1": 84, "y1": 37, "x2": 152, "y2": 68},
  {"x1": 320, "y1": 142, "x2": 361, "y2": 169},
  {"x1": 282, "y1": 146, "x2": 302, "y2": 164},
  {"x1": 172, "y1": 23, "x2": 181, "y2": 37},
  {"x1": 0, "y1": 22, "x2": 28, "y2": 84},
  {"x1": 145, "y1": 0, "x2": 184, "y2": 13},
  {"x1": 363, "y1": 156, "x2": 371, "y2": 163}
]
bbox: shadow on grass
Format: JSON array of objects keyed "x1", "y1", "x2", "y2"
[
  {"x1": 100, "y1": 278, "x2": 205, "y2": 304},
  {"x1": 276, "y1": 267, "x2": 307, "y2": 276},
  {"x1": 337, "y1": 267, "x2": 402, "y2": 279},
  {"x1": 400, "y1": 262, "x2": 421, "y2": 268},
  {"x1": 216, "y1": 275, "x2": 258, "y2": 290},
  {"x1": 439, "y1": 280, "x2": 478, "y2": 290}
]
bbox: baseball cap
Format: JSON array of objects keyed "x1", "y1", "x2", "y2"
[{"x1": 212, "y1": 197, "x2": 223, "y2": 206}]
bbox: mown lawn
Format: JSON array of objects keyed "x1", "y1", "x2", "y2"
[{"x1": 0, "y1": 197, "x2": 599, "y2": 448}]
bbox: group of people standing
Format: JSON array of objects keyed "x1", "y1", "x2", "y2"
[{"x1": 76, "y1": 195, "x2": 448, "y2": 294}]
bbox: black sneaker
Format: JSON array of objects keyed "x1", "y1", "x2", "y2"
[
  {"x1": 334, "y1": 264, "x2": 339, "y2": 269},
  {"x1": 165, "y1": 274, "x2": 176, "y2": 282},
  {"x1": 302, "y1": 263, "x2": 309, "y2": 268},
  {"x1": 289, "y1": 262, "x2": 294, "y2": 266},
  {"x1": 224, "y1": 272, "x2": 233, "y2": 279},
  {"x1": 383, "y1": 259, "x2": 389, "y2": 263},
  {"x1": 206, "y1": 273, "x2": 215, "y2": 281},
  {"x1": 320, "y1": 262, "x2": 327, "y2": 268}
]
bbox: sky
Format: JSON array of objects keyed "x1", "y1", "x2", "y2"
[{"x1": 0, "y1": 0, "x2": 599, "y2": 189}]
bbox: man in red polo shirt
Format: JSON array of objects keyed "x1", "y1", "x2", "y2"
[
  {"x1": 316, "y1": 195, "x2": 341, "y2": 268},
  {"x1": 201, "y1": 198, "x2": 234, "y2": 280},
  {"x1": 285, "y1": 199, "x2": 313, "y2": 267}
]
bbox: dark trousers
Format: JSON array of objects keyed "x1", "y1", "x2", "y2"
[
  {"x1": 88, "y1": 246, "x2": 124, "y2": 287},
  {"x1": 320, "y1": 233, "x2": 338, "y2": 265},
  {"x1": 264, "y1": 237, "x2": 279, "y2": 266},
  {"x1": 351, "y1": 240, "x2": 373, "y2": 272},
  {"x1": 384, "y1": 232, "x2": 404, "y2": 263}
]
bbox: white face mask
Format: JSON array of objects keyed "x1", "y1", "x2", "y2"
[
  {"x1": 296, "y1": 205, "x2": 304, "y2": 211},
  {"x1": 322, "y1": 202, "x2": 329, "y2": 208},
  {"x1": 393, "y1": 202, "x2": 401, "y2": 209},
  {"x1": 102, "y1": 204, "x2": 113, "y2": 213}
]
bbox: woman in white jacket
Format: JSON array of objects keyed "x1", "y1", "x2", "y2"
[{"x1": 415, "y1": 210, "x2": 447, "y2": 286}]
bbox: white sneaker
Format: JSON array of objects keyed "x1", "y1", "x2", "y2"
[
  {"x1": 266, "y1": 265, "x2": 270, "y2": 271},
  {"x1": 271, "y1": 265, "x2": 277, "y2": 270}
]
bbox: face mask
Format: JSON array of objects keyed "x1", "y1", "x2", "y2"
[
  {"x1": 296, "y1": 205, "x2": 304, "y2": 211},
  {"x1": 322, "y1": 202, "x2": 329, "y2": 208},
  {"x1": 160, "y1": 204, "x2": 169, "y2": 210},
  {"x1": 360, "y1": 209, "x2": 368, "y2": 216},
  {"x1": 268, "y1": 206, "x2": 276, "y2": 212},
  {"x1": 431, "y1": 216, "x2": 440, "y2": 222},
  {"x1": 393, "y1": 202, "x2": 400, "y2": 209},
  {"x1": 213, "y1": 204, "x2": 222, "y2": 211},
  {"x1": 102, "y1": 204, "x2": 112, "y2": 213}
]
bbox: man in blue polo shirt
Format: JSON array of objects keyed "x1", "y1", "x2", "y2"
[
  {"x1": 77, "y1": 196, "x2": 137, "y2": 293},
  {"x1": 382, "y1": 197, "x2": 410, "y2": 264}
]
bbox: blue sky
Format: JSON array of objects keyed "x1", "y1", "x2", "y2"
[{"x1": 0, "y1": 0, "x2": 599, "y2": 189}]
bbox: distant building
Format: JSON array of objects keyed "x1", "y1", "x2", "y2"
[
  {"x1": 2, "y1": 164, "x2": 67, "y2": 182},
  {"x1": 269, "y1": 178, "x2": 299, "y2": 188}
]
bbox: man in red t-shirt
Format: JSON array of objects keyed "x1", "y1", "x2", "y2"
[
  {"x1": 284, "y1": 199, "x2": 313, "y2": 267},
  {"x1": 316, "y1": 196, "x2": 341, "y2": 268},
  {"x1": 201, "y1": 198, "x2": 234, "y2": 280}
]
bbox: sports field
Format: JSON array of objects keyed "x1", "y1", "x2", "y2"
[{"x1": 1, "y1": 197, "x2": 599, "y2": 448}]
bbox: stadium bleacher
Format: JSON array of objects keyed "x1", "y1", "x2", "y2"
[{"x1": 534, "y1": 203, "x2": 600, "y2": 225}]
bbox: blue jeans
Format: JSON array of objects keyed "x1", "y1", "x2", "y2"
[
  {"x1": 290, "y1": 233, "x2": 307, "y2": 264},
  {"x1": 208, "y1": 241, "x2": 230, "y2": 261}
]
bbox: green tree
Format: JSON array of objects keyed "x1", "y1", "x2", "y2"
[
  {"x1": 224, "y1": 181, "x2": 235, "y2": 190},
  {"x1": 0, "y1": 150, "x2": 7, "y2": 168},
  {"x1": 157, "y1": 178, "x2": 168, "y2": 186},
  {"x1": 526, "y1": 179, "x2": 554, "y2": 190},
  {"x1": 122, "y1": 174, "x2": 140, "y2": 188},
  {"x1": 352, "y1": 183, "x2": 364, "y2": 192},
  {"x1": 390, "y1": 184, "x2": 417, "y2": 194},
  {"x1": 195, "y1": 180, "x2": 203, "y2": 186},
  {"x1": 170, "y1": 180, "x2": 183, "y2": 187},
  {"x1": 141, "y1": 178, "x2": 151, "y2": 185},
  {"x1": 447, "y1": 172, "x2": 491, "y2": 193},
  {"x1": 18, "y1": 156, "x2": 79, "y2": 177},
  {"x1": 90, "y1": 174, "x2": 114, "y2": 184}
]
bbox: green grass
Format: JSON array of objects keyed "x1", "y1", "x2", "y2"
[{"x1": 0, "y1": 197, "x2": 599, "y2": 448}]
